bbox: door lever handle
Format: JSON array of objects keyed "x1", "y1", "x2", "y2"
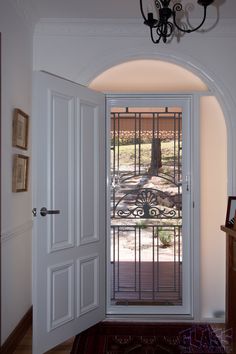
[{"x1": 40, "y1": 207, "x2": 60, "y2": 217}]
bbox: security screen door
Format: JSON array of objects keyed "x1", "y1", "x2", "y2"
[{"x1": 107, "y1": 96, "x2": 192, "y2": 315}]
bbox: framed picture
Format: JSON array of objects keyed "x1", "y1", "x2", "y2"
[
  {"x1": 225, "y1": 196, "x2": 236, "y2": 228},
  {"x1": 12, "y1": 154, "x2": 29, "y2": 192},
  {"x1": 12, "y1": 108, "x2": 29, "y2": 150}
]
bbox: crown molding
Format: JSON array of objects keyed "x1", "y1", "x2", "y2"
[
  {"x1": 34, "y1": 18, "x2": 236, "y2": 39},
  {"x1": 35, "y1": 18, "x2": 146, "y2": 37}
]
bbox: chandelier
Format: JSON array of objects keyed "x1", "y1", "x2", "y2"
[{"x1": 140, "y1": 0, "x2": 215, "y2": 44}]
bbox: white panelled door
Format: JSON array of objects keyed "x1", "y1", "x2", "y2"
[{"x1": 32, "y1": 72, "x2": 106, "y2": 354}]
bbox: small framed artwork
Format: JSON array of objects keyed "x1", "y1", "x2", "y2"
[
  {"x1": 225, "y1": 196, "x2": 236, "y2": 228},
  {"x1": 12, "y1": 108, "x2": 29, "y2": 150},
  {"x1": 12, "y1": 154, "x2": 29, "y2": 192}
]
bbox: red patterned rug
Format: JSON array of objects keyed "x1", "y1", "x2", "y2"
[{"x1": 71, "y1": 322, "x2": 226, "y2": 354}]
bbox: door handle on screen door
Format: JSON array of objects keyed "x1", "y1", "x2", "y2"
[
  {"x1": 40, "y1": 207, "x2": 60, "y2": 217},
  {"x1": 177, "y1": 175, "x2": 190, "y2": 192}
]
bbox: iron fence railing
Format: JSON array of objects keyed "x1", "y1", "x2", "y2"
[{"x1": 110, "y1": 224, "x2": 182, "y2": 305}]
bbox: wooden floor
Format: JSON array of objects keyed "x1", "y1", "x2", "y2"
[
  {"x1": 111, "y1": 261, "x2": 182, "y2": 305},
  {"x1": 13, "y1": 328, "x2": 74, "y2": 353}
]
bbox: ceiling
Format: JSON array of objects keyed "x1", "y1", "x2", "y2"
[{"x1": 16, "y1": 0, "x2": 236, "y2": 24}]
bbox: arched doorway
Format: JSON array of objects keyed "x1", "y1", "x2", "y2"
[{"x1": 89, "y1": 59, "x2": 227, "y2": 320}]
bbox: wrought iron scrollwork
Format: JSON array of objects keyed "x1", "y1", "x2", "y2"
[{"x1": 115, "y1": 188, "x2": 178, "y2": 219}]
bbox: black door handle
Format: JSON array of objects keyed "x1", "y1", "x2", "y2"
[{"x1": 40, "y1": 207, "x2": 60, "y2": 217}]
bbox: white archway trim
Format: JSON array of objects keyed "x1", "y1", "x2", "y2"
[{"x1": 78, "y1": 50, "x2": 215, "y2": 89}]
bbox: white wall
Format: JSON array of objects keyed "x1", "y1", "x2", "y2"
[
  {"x1": 33, "y1": 18, "x2": 235, "y2": 321},
  {"x1": 1, "y1": 0, "x2": 33, "y2": 344},
  {"x1": 200, "y1": 96, "x2": 227, "y2": 319}
]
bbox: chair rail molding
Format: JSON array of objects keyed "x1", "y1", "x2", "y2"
[{"x1": 1, "y1": 220, "x2": 33, "y2": 244}]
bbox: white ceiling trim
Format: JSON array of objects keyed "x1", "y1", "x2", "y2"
[
  {"x1": 35, "y1": 18, "x2": 146, "y2": 37},
  {"x1": 34, "y1": 18, "x2": 236, "y2": 38}
]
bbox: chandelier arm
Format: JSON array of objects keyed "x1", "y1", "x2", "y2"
[
  {"x1": 157, "y1": 22, "x2": 174, "y2": 39},
  {"x1": 140, "y1": 0, "x2": 148, "y2": 22},
  {"x1": 150, "y1": 27, "x2": 161, "y2": 44},
  {"x1": 173, "y1": 5, "x2": 207, "y2": 33}
]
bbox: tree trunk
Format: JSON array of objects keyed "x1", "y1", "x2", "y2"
[{"x1": 149, "y1": 138, "x2": 162, "y2": 175}]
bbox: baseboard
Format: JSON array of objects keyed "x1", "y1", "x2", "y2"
[{"x1": 1, "y1": 306, "x2": 32, "y2": 354}]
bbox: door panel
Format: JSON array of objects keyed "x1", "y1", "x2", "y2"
[
  {"x1": 50, "y1": 92, "x2": 75, "y2": 251},
  {"x1": 79, "y1": 102, "x2": 100, "y2": 245},
  {"x1": 77, "y1": 255, "x2": 100, "y2": 316},
  {"x1": 48, "y1": 261, "x2": 74, "y2": 330},
  {"x1": 32, "y1": 72, "x2": 106, "y2": 354}
]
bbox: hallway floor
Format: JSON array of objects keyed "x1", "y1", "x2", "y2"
[
  {"x1": 12, "y1": 323, "x2": 227, "y2": 353},
  {"x1": 13, "y1": 328, "x2": 74, "y2": 353}
]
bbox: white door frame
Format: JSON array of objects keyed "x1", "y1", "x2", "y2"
[{"x1": 105, "y1": 94, "x2": 197, "y2": 319}]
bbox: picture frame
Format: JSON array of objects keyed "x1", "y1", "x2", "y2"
[
  {"x1": 12, "y1": 108, "x2": 29, "y2": 150},
  {"x1": 225, "y1": 196, "x2": 236, "y2": 228},
  {"x1": 12, "y1": 154, "x2": 29, "y2": 192}
]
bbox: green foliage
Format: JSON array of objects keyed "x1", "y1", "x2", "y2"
[
  {"x1": 156, "y1": 229, "x2": 173, "y2": 248},
  {"x1": 135, "y1": 220, "x2": 148, "y2": 229}
]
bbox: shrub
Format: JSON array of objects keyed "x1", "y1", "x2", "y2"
[
  {"x1": 156, "y1": 229, "x2": 173, "y2": 248},
  {"x1": 135, "y1": 220, "x2": 148, "y2": 229}
]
